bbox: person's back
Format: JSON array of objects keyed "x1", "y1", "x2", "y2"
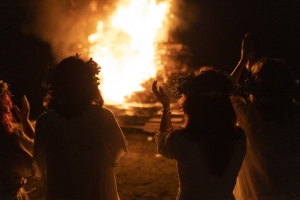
[
  {"x1": 33, "y1": 55, "x2": 127, "y2": 200},
  {"x1": 44, "y1": 109, "x2": 100, "y2": 198},
  {"x1": 232, "y1": 96, "x2": 300, "y2": 200},
  {"x1": 167, "y1": 128, "x2": 245, "y2": 200},
  {"x1": 231, "y1": 34, "x2": 300, "y2": 199},
  {"x1": 153, "y1": 67, "x2": 246, "y2": 200},
  {"x1": 35, "y1": 106, "x2": 124, "y2": 199}
]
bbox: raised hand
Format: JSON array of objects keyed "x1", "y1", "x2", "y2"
[
  {"x1": 152, "y1": 80, "x2": 170, "y2": 109},
  {"x1": 241, "y1": 33, "x2": 255, "y2": 70},
  {"x1": 13, "y1": 95, "x2": 30, "y2": 123},
  {"x1": 13, "y1": 95, "x2": 34, "y2": 139},
  {"x1": 152, "y1": 80, "x2": 172, "y2": 131},
  {"x1": 231, "y1": 33, "x2": 255, "y2": 85}
]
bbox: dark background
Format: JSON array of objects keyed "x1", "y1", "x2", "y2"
[{"x1": 1, "y1": 0, "x2": 300, "y2": 119}]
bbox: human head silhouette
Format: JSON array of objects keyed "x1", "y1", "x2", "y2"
[{"x1": 44, "y1": 55, "x2": 103, "y2": 118}]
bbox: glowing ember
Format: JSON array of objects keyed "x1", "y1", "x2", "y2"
[{"x1": 88, "y1": 0, "x2": 172, "y2": 104}]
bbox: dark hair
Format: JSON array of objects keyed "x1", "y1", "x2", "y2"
[
  {"x1": 0, "y1": 81, "x2": 14, "y2": 134},
  {"x1": 250, "y1": 57, "x2": 298, "y2": 121},
  {"x1": 44, "y1": 55, "x2": 104, "y2": 119},
  {"x1": 179, "y1": 67, "x2": 237, "y2": 176}
]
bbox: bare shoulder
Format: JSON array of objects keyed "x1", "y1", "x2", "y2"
[
  {"x1": 89, "y1": 105, "x2": 114, "y2": 117},
  {"x1": 88, "y1": 106, "x2": 117, "y2": 124},
  {"x1": 100, "y1": 107, "x2": 115, "y2": 116},
  {"x1": 167, "y1": 128, "x2": 187, "y2": 143},
  {"x1": 36, "y1": 110, "x2": 57, "y2": 122},
  {"x1": 35, "y1": 111, "x2": 61, "y2": 132}
]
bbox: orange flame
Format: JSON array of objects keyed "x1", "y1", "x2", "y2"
[{"x1": 88, "y1": 0, "x2": 172, "y2": 104}]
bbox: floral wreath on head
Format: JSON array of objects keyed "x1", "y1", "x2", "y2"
[
  {"x1": 235, "y1": 70, "x2": 300, "y2": 104},
  {"x1": 233, "y1": 56, "x2": 300, "y2": 103},
  {"x1": 42, "y1": 53, "x2": 101, "y2": 89},
  {"x1": 168, "y1": 69, "x2": 234, "y2": 98},
  {"x1": 0, "y1": 80, "x2": 11, "y2": 97}
]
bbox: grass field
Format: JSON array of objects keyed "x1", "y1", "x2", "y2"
[{"x1": 25, "y1": 131, "x2": 179, "y2": 200}]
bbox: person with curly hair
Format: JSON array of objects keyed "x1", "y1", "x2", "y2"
[
  {"x1": 32, "y1": 55, "x2": 128, "y2": 200},
  {"x1": 152, "y1": 67, "x2": 246, "y2": 200},
  {"x1": 231, "y1": 34, "x2": 300, "y2": 200},
  {"x1": 0, "y1": 81, "x2": 34, "y2": 199}
]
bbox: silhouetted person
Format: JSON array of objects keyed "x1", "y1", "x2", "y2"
[
  {"x1": 0, "y1": 81, "x2": 34, "y2": 200},
  {"x1": 152, "y1": 67, "x2": 246, "y2": 200},
  {"x1": 231, "y1": 34, "x2": 300, "y2": 200},
  {"x1": 32, "y1": 55, "x2": 128, "y2": 200}
]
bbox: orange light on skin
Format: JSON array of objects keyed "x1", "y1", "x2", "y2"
[{"x1": 88, "y1": 0, "x2": 172, "y2": 104}]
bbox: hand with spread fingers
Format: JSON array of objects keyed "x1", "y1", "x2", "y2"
[
  {"x1": 231, "y1": 33, "x2": 255, "y2": 85},
  {"x1": 152, "y1": 80, "x2": 170, "y2": 110},
  {"x1": 13, "y1": 95, "x2": 30, "y2": 123}
]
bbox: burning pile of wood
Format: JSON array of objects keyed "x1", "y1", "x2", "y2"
[{"x1": 106, "y1": 103, "x2": 184, "y2": 133}]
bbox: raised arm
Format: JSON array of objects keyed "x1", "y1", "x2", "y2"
[
  {"x1": 152, "y1": 80, "x2": 172, "y2": 132},
  {"x1": 13, "y1": 95, "x2": 34, "y2": 139},
  {"x1": 231, "y1": 33, "x2": 254, "y2": 86}
]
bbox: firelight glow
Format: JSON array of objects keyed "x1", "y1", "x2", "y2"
[{"x1": 88, "y1": 0, "x2": 172, "y2": 104}]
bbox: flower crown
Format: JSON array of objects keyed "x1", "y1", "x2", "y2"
[
  {"x1": 169, "y1": 69, "x2": 233, "y2": 98},
  {"x1": 42, "y1": 54, "x2": 101, "y2": 89},
  {"x1": 0, "y1": 80, "x2": 10, "y2": 96},
  {"x1": 234, "y1": 70, "x2": 299, "y2": 103}
]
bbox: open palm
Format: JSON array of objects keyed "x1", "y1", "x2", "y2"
[
  {"x1": 13, "y1": 95, "x2": 30, "y2": 122},
  {"x1": 152, "y1": 80, "x2": 170, "y2": 108}
]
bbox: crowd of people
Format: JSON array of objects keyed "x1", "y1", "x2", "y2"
[{"x1": 1, "y1": 34, "x2": 300, "y2": 200}]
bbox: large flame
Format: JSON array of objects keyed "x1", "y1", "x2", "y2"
[{"x1": 88, "y1": 0, "x2": 172, "y2": 104}]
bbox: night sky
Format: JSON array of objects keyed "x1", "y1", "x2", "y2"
[{"x1": 1, "y1": 0, "x2": 300, "y2": 119}]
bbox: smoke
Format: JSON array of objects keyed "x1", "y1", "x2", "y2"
[
  {"x1": 24, "y1": 0, "x2": 197, "y2": 57},
  {"x1": 168, "y1": 0, "x2": 199, "y2": 36},
  {"x1": 25, "y1": 0, "x2": 117, "y2": 58}
]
